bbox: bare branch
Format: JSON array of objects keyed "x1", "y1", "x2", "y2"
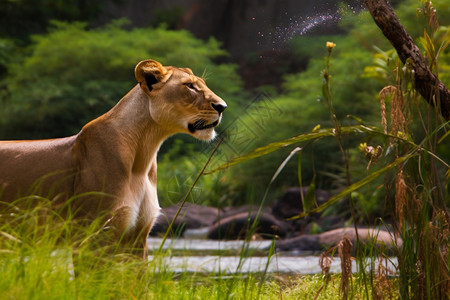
[{"x1": 364, "y1": 0, "x2": 450, "y2": 120}]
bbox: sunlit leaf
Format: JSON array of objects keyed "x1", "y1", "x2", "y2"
[
  {"x1": 269, "y1": 147, "x2": 302, "y2": 185},
  {"x1": 206, "y1": 125, "x2": 379, "y2": 174},
  {"x1": 374, "y1": 57, "x2": 388, "y2": 67}
]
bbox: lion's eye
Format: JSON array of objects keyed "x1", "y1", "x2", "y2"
[{"x1": 184, "y1": 82, "x2": 196, "y2": 90}]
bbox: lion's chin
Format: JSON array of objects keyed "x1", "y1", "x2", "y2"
[
  {"x1": 187, "y1": 118, "x2": 220, "y2": 141},
  {"x1": 192, "y1": 128, "x2": 216, "y2": 141}
]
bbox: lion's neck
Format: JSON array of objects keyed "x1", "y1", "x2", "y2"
[{"x1": 102, "y1": 86, "x2": 171, "y2": 174}]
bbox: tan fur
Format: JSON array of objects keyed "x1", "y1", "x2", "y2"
[{"x1": 0, "y1": 59, "x2": 227, "y2": 258}]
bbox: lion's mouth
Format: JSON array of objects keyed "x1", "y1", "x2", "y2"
[{"x1": 188, "y1": 119, "x2": 219, "y2": 133}]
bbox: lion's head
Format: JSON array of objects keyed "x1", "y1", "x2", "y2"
[{"x1": 134, "y1": 59, "x2": 227, "y2": 141}]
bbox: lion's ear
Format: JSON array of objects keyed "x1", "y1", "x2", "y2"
[{"x1": 135, "y1": 60, "x2": 168, "y2": 93}]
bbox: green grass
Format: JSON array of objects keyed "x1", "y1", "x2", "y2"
[
  {"x1": 0, "y1": 199, "x2": 400, "y2": 299},
  {"x1": 0, "y1": 246, "x2": 398, "y2": 300}
]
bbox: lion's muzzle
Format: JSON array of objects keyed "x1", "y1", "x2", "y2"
[{"x1": 188, "y1": 119, "x2": 220, "y2": 133}]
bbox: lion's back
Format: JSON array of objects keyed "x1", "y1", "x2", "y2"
[{"x1": 0, "y1": 135, "x2": 78, "y2": 201}]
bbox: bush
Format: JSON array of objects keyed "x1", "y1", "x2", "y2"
[{"x1": 0, "y1": 20, "x2": 242, "y2": 140}]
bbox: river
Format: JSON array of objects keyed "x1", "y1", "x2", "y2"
[{"x1": 148, "y1": 237, "x2": 398, "y2": 275}]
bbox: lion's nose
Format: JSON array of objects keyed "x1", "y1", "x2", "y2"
[{"x1": 212, "y1": 103, "x2": 227, "y2": 114}]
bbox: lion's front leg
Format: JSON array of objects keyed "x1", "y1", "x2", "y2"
[
  {"x1": 134, "y1": 175, "x2": 161, "y2": 259},
  {"x1": 134, "y1": 186, "x2": 160, "y2": 259},
  {"x1": 114, "y1": 216, "x2": 157, "y2": 259},
  {"x1": 112, "y1": 185, "x2": 160, "y2": 259}
]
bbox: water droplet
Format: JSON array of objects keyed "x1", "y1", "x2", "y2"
[{"x1": 255, "y1": 6, "x2": 365, "y2": 51}]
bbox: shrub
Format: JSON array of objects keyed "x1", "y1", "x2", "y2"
[{"x1": 0, "y1": 20, "x2": 242, "y2": 140}]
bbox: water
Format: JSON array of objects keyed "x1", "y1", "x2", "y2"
[
  {"x1": 256, "y1": 3, "x2": 365, "y2": 55},
  {"x1": 148, "y1": 254, "x2": 343, "y2": 274},
  {"x1": 271, "y1": 13, "x2": 340, "y2": 43},
  {"x1": 148, "y1": 237, "x2": 398, "y2": 275}
]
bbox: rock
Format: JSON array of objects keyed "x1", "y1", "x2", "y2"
[
  {"x1": 207, "y1": 211, "x2": 292, "y2": 240},
  {"x1": 303, "y1": 215, "x2": 345, "y2": 234},
  {"x1": 149, "y1": 203, "x2": 218, "y2": 237},
  {"x1": 272, "y1": 187, "x2": 331, "y2": 219},
  {"x1": 318, "y1": 227, "x2": 403, "y2": 251},
  {"x1": 219, "y1": 204, "x2": 271, "y2": 219},
  {"x1": 274, "y1": 227, "x2": 402, "y2": 254},
  {"x1": 271, "y1": 187, "x2": 332, "y2": 233},
  {"x1": 275, "y1": 234, "x2": 322, "y2": 253}
]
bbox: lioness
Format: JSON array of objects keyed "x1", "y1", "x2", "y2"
[{"x1": 0, "y1": 59, "x2": 227, "y2": 258}]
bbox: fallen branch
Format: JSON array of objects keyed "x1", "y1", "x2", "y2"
[{"x1": 364, "y1": 0, "x2": 450, "y2": 120}]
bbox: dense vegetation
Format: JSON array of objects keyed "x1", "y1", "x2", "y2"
[
  {"x1": 0, "y1": 0, "x2": 449, "y2": 298},
  {"x1": 1, "y1": 0, "x2": 448, "y2": 210}
]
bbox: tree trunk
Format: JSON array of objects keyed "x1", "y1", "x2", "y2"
[{"x1": 364, "y1": 0, "x2": 450, "y2": 120}]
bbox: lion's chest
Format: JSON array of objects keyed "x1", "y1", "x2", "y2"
[{"x1": 123, "y1": 175, "x2": 160, "y2": 231}]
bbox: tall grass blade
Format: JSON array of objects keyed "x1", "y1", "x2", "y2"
[
  {"x1": 257, "y1": 238, "x2": 276, "y2": 298},
  {"x1": 206, "y1": 125, "x2": 407, "y2": 174},
  {"x1": 304, "y1": 175, "x2": 316, "y2": 213},
  {"x1": 270, "y1": 146, "x2": 301, "y2": 184}
]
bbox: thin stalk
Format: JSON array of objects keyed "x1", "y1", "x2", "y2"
[
  {"x1": 157, "y1": 137, "x2": 224, "y2": 254},
  {"x1": 324, "y1": 49, "x2": 351, "y2": 187},
  {"x1": 324, "y1": 44, "x2": 368, "y2": 298}
]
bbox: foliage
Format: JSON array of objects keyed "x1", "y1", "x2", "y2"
[
  {"x1": 210, "y1": 0, "x2": 449, "y2": 211},
  {"x1": 0, "y1": 38, "x2": 16, "y2": 80},
  {"x1": 208, "y1": 1, "x2": 450, "y2": 298},
  {"x1": 396, "y1": 0, "x2": 450, "y2": 38},
  {"x1": 0, "y1": 20, "x2": 242, "y2": 140},
  {"x1": 217, "y1": 29, "x2": 384, "y2": 203}
]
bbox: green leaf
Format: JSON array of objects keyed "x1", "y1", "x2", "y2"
[
  {"x1": 206, "y1": 125, "x2": 379, "y2": 174},
  {"x1": 438, "y1": 128, "x2": 450, "y2": 144},
  {"x1": 297, "y1": 150, "x2": 303, "y2": 204},
  {"x1": 303, "y1": 175, "x2": 316, "y2": 213}
]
